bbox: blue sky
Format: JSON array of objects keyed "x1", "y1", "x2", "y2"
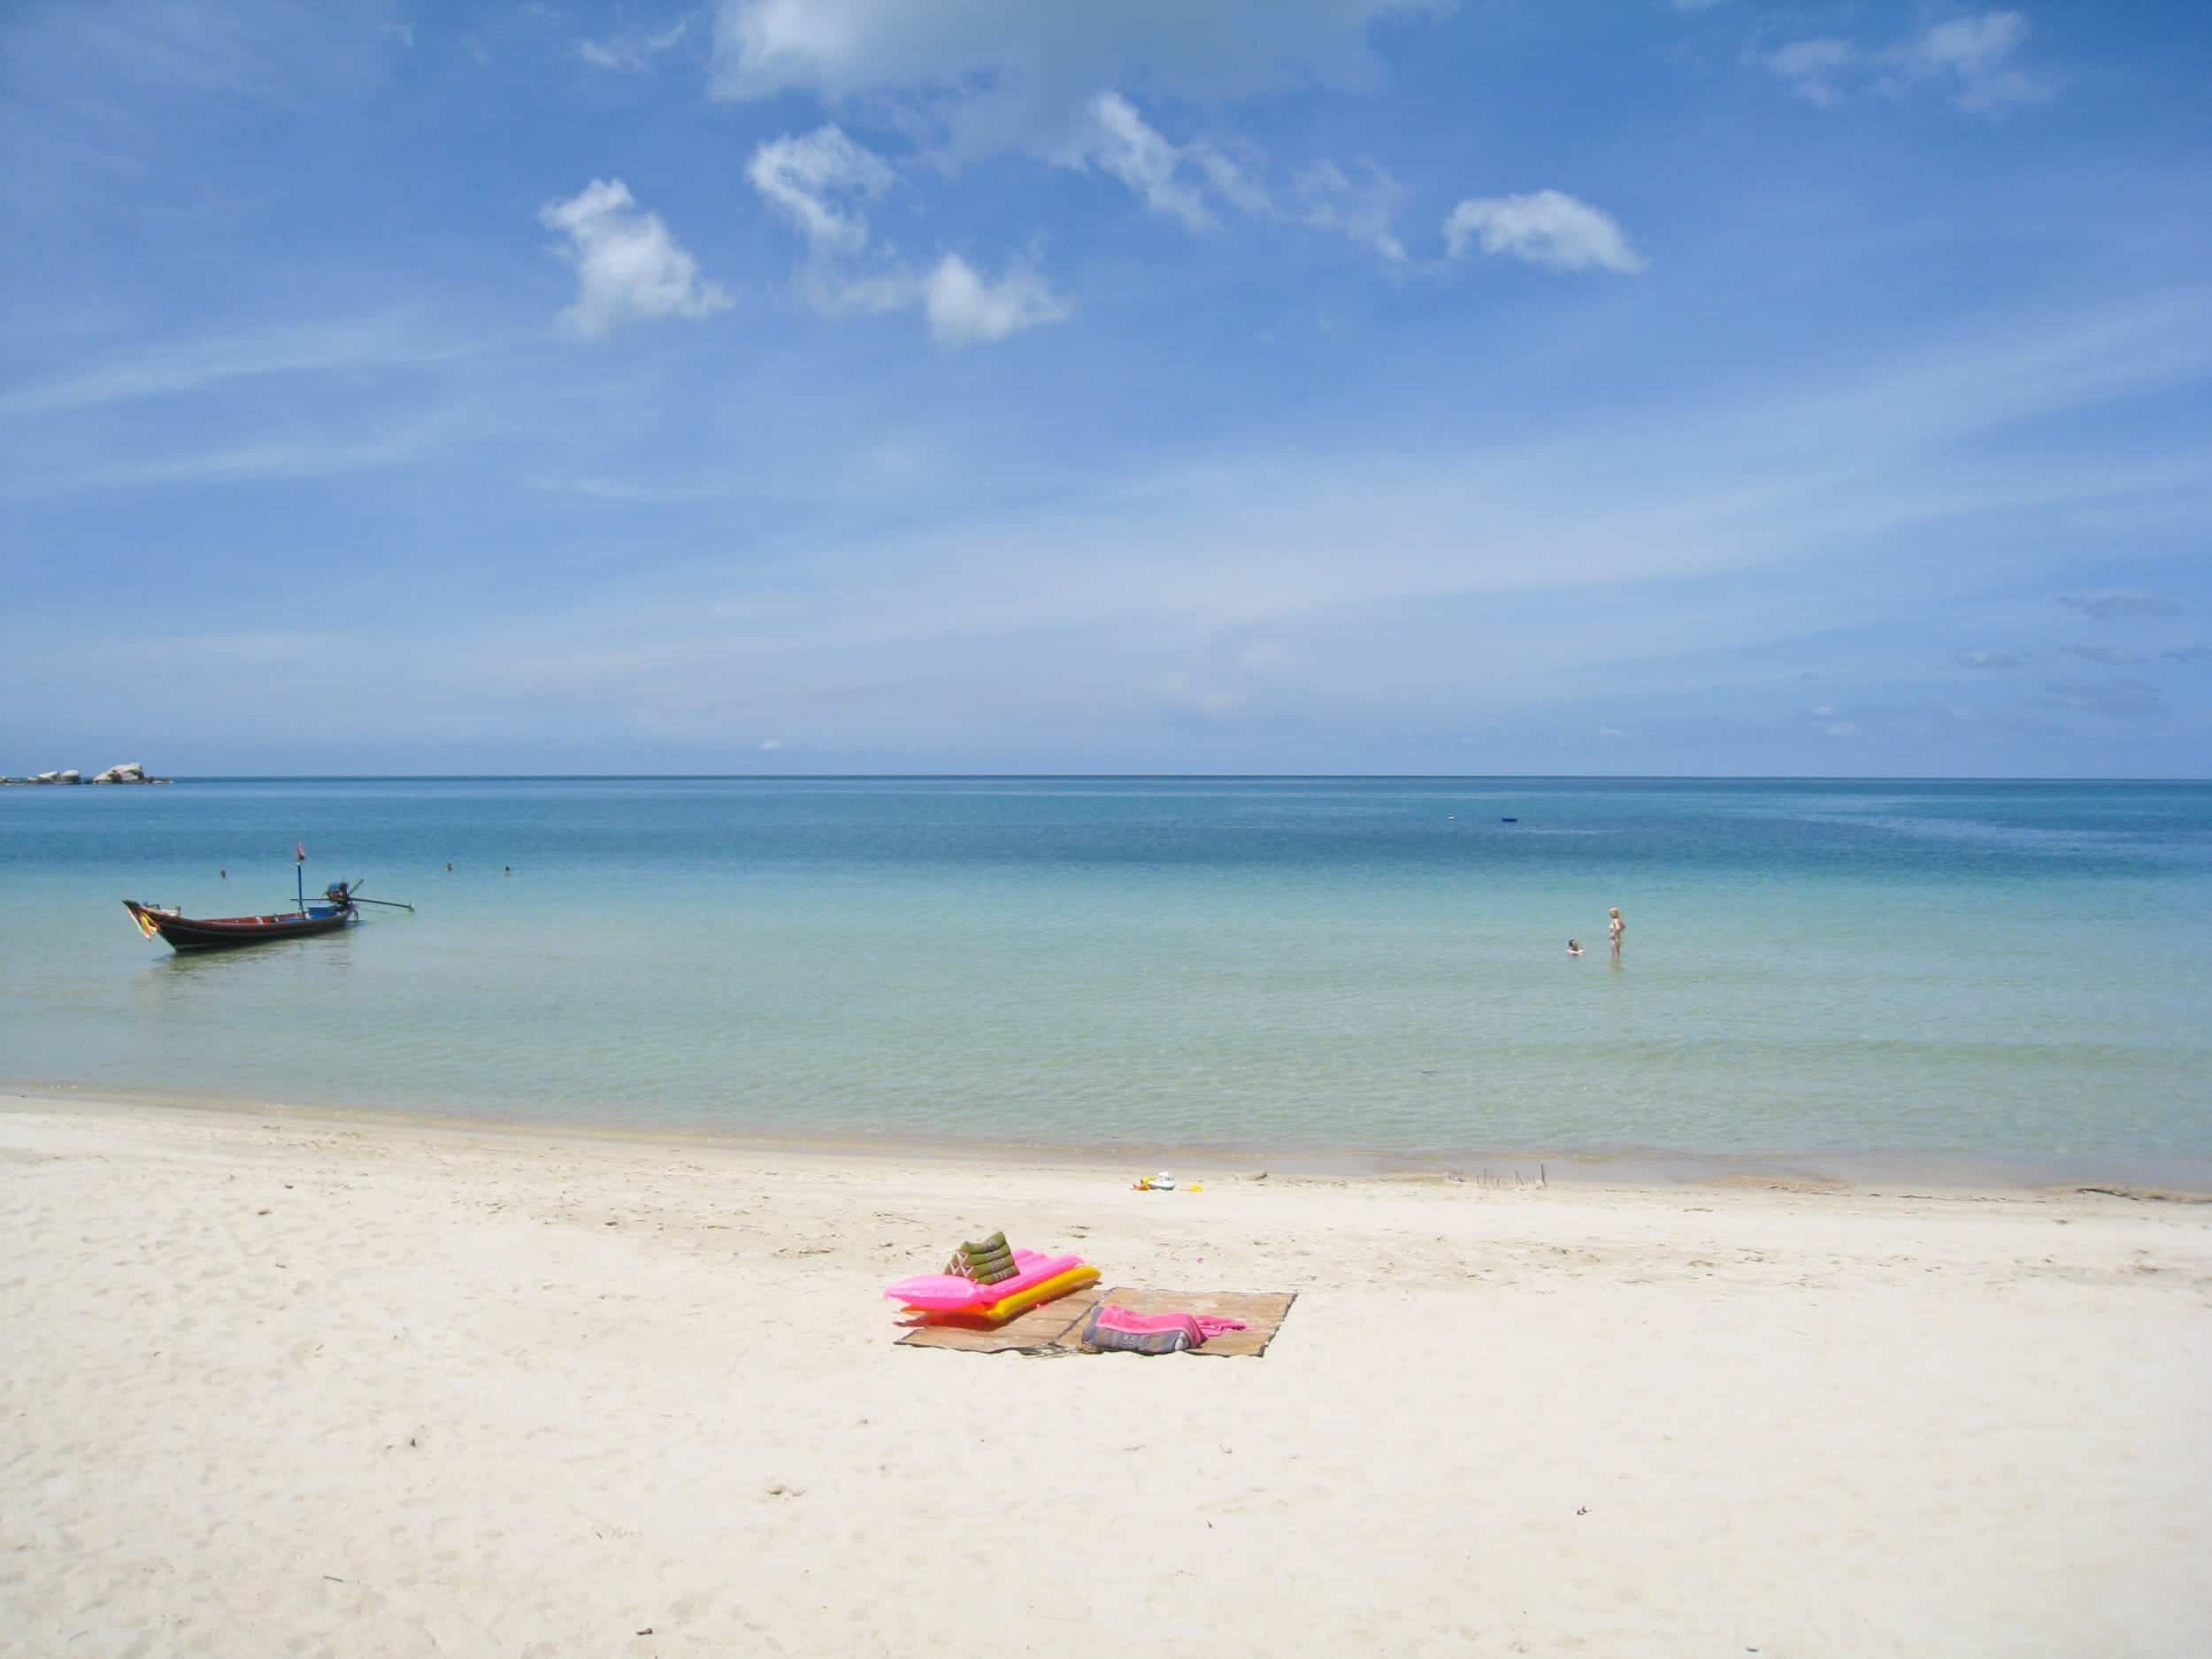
[{"x1": 3, "y1": 1, "x2": 2208, "y2": 776}]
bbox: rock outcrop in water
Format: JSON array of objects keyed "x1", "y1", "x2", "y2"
[{"x1": 5, "y1": 762, "x2": 169, "y2": 785}]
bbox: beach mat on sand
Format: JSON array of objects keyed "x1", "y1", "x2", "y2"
[{"x1": 896, "y1": 1286, "x2": 1295, "y2": 1357}]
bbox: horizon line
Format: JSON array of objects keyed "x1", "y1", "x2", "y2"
[{"x1": 16, "y1": 772, "x2": 2208, "y2": 785}]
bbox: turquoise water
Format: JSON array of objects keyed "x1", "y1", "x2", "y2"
[{"x1": 3, "y1": 778, "x2": 2208, "y2": 1171}]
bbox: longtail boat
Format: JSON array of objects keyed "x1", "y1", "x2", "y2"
[{"x1": 124, "y1": 856, "x2": 411, "y2": 952}]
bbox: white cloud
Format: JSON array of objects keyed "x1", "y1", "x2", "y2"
[
  {"x1": 540, "y1": 180, "x2": 733, "y2": 336},
  {"x1": 716, "y1": 11, "x2": 1429, "y2": 270},
  {"x1": 744, "y1": 128, "x2": 1070, "y2": 346},
  {"x1": 1044, "y1": 94, "x2": 1273, "y2": 234},
  {"x1": 1824, "y1": 721, "x2": 1858, "y2": 737},
  {"x1": 1597, "y1": 725, "x2": 1628, "y2": 738},
  {"x1": 1443, "y1": 190, "x2": 1645, "y2": 273},
  {"x1": 577, "y1": 19, "x2": 689, "y2": 72},
  {"x1": 1762, "y1": 39, "x2": 1857, "y2": 108},
  {"x1": 1194, "y1": 143, "x2": 1273, "y2": 218},
  {"x1": 758, "y1": 737, "x2": 782, "y2": 750},
  {"x1": 1763, "y1": 12, "x2": 2051, "y2": 114},
  {"x1": 709, "y1": 0, "x2": 1443, "y2": 155},
  {"x1": 1906, "y1": 11, "x2": 2049, "y2": 112},
  {"x1": 1955, "y1": 649, "x2": 2025, "y2": 670},
  {"x1": 746, "y1": 125, "x2": 894, "y2": 257},
  {"x1": 922, "y1": 255, "x2": 1071, "y2": 346},
  {"x1": 1297, "y1": 160, "x2": 1406, "y2": 262},
  {"x1": 1051, "y1": 91, "x2": 1417, "y2": 271},
  {"x1": 1064, "y1": 91, "x2": 1220, "y2": 232}
]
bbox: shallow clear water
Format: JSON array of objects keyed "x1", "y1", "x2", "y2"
[{"x1": 3, "y1": 777, "x2": 2208, "y2": 1168}]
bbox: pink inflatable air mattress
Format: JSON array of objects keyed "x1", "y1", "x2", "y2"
[{"x1": 885, "y1": 1248, "x2": 1084, "y2": 1310}]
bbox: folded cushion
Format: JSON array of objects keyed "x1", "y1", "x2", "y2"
[{"x1": 947, "y1": 1231, "x2": 1018, "y2": 1285}]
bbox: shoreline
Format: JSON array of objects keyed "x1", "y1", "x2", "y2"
[{"x1": 11, "y1": 1077, "x2": 2211, "y2": 1199}]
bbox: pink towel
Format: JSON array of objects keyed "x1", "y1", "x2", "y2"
[{"x1": 1087, "y1": 1304, "x2": 1248, "y2": 1351}]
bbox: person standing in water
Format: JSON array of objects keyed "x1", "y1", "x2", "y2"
[{"x1": 1608, "y1": 907, "x2": 1624, "y2": 956}]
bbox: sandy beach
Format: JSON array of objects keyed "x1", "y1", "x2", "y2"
[{"x1": 4, "y1": 1093, "x2": 2208, "y2": 1657}]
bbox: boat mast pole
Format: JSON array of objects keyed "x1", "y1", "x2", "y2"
[{"x1": 296, "y1": 849, "x2": 305, "y2": 915}]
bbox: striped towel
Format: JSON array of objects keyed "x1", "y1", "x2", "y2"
[{"x1": 1081, "y1": 1304, "x2": 1248, "y2": 1355}]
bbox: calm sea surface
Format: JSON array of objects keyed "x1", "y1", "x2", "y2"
[{"x1": 3, "y1": 778, "x2": 2208, "y2": 1172}]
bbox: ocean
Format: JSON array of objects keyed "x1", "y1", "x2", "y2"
[{"x1": 3, "y1": 777, "x2": 2208, "y2": 1177}]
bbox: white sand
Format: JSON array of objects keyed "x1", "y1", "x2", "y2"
[{"x1": 4, "y1": 1094, "x2": 2209, "y2": 1658}]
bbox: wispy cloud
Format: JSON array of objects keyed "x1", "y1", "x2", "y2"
[
  {"x1": 1297, "y1": 160, "x2": 1406, "y2": 262},
  {"x1": 436, "y1": 295, "x2": 2212, "y2": 722},
  {"x1": 7, "y1": 0, "x2": 411, "y2": 106},
  {"x1": 1762, "y1": 11, "x2": 2054, "y2": 114},
  {"x1": 1048, "y1": 93, "x2": 1407, "y2": 266},
  {"x1": 747, "y1": 125, "x2": 893, "y2": 258},
  {"x1": 1052, "y1": 92, "x2": 1272, "y2": 234},
  {"x1": 708, "y1": 2, "x2": 1428, "y2": 277},
  {"x1": 518, "y1": 472, "x2": 736, "y2": 505},
  {"x1": 921, "y1": 255, "x2": 1071, "y2": 346},
  {"x1": 1155, "y1": 672, "x2": 1245, "y2": 716},
  {"x1": 1761, "y1": 39, "x2": 1856, "y2": 109},
  {"x1": 1443, "y1": 190, "x2": 1646, "y2": 273},
  {"x1": 2042, "y1": 679, "x2": 2163, "y2": 718},
  {"x1": 745, "y1": 126, "x2": 1070, "y2": 346},
  {"x1": 0, "y1": 407, "x2": 480, "y2": 500},
  {"x1": 1064, "y1": 92, "x2": 1220, "y2": 231},
  {"x1": 577, "y1": 18, "x2": 690, "y2": 72},
  {"x1": 1906, "y1": 12, "x2": 2052, "y2": 113},
  {"x1": 709, "y1": 0, "x2": 1442, "y2": 156},
  {"x1": 2062, "y1": 644, "x2": 2149, "y2": 665},
  {"x1": 1955, "y1": 649, "x2": 2026, "y2": 670},
  {"x1": 2057, "y1": 589, "x2": 2183, "y2": 621},
  {"x1": 0, "y1": 315, "x2": 462, "y2": 416},
  {"x1": 540, "y1": 180, "x2": 733, "y2": 336}
]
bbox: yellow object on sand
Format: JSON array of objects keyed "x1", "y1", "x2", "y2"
[{"x1": 910, "y1": 1263, "x2": 1099, "y2": 1327}]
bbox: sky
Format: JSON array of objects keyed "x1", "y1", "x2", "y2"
[{"x1": 3, "y1": 1, "x2": 2209, "y2": 777}]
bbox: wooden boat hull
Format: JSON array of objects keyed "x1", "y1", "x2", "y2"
[{"x1": 124, "y1": 899, "x2": 354, "y2": 951}]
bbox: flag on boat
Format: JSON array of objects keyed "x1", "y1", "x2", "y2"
[{"x1": 296, "y1": 842, "x2": 306, "y2": 864}]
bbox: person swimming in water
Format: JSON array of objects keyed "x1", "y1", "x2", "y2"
[{"x1": 1567, "y1": 939, "x2": 1583, "y2": 956}]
